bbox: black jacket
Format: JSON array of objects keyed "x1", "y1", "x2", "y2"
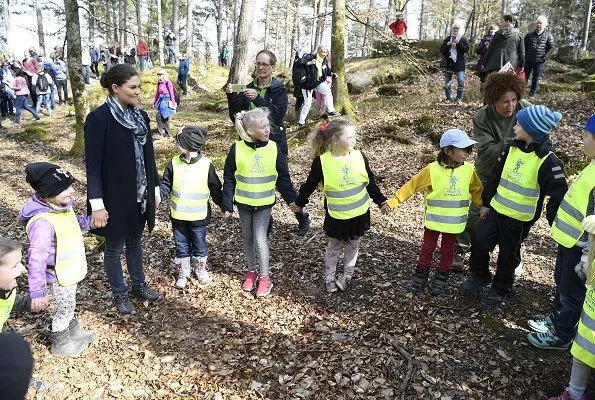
[
  {"x1": 85, "y1": 103, "x2": 160, "y2": 237},
  {"x1": 484, "y1": 26, "x2": 525, "y2": 71},
  {"x1": 159, "y1": 154, "x2": 223, "y2": 227},
  {"x1": 222, "y1": 140, "x2": 297, "y2": 212},
  {"x1": 226, "y1": 78, "x2": 288, "y2": 154},
  {"x1": 524, "y1": 30, "x2": 554, "y2": 63},
  {"x1": 483, "y1": 139, "x2": 568, "y2": 226},
  {"x1": 440, "y1": 36, "x2": 469, "y2": 72}
]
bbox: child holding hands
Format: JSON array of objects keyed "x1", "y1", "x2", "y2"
[
  {"x1": 387, "y1": 129, "x2": 483, "y2": 295},
  {"x1": 292, "y1": 119, "x2": 389, "y2": 293}
]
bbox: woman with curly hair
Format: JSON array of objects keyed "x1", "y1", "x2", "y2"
[{"x1": 452, "y1": 72, "x2": 531, "y2": 270}]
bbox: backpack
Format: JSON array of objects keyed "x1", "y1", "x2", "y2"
[
  {"x1": 292, "y1": 51, "x2": 317, "y2": 92},
  {"x1": 167, "y1": 80, "x2": 181, "y2": 105},
  {"x1": 36, "y1": 73, "x2": 49, "y2": 92}
]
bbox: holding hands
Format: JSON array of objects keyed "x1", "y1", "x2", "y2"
[
  {"x1": 91, "y1": 209, "x2": 109, "y2": 229},
  {"x1": 479, "y1": 206, "x2": 490, "y2": 219},
  {"x1": 289, "y1": 203, "x2": 302, "y2": 213},
  {"x1": 31, "y1": 296, "x2": 50, "y2": 312}
]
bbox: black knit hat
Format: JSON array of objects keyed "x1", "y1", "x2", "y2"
[
  {"x1": 25, "y1": 162, "x2": 75, "y2": 198},
  {"x1": 176, "y1": 126, "x2": 207, "y2": 151}
]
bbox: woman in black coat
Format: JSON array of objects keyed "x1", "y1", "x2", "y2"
[
  {"x1": 440, "y1": 22, "x2": 469, "y2": 103},
  {"x1": 85, "y1": 64, "x2": 162, "y2": 315}
]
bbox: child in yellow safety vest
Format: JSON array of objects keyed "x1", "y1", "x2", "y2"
[
  {"x1": 549, "y1": 216, "x2": 595, "y2": 400},
  {"x1": 528, "y1": 115, "x2": 595, "y2": 351},
  {"x1": 387, "y1": 129, "x2": 483, "y2": 295},
  {"x1": 291, "y1": 119, "x2": 390, "y2": 293},
  {"x1": 21, "y1": 162, "x2": 97, "y2": 356},
  {"x1": 0, "y1": 237, "x2": 27, "y2": 331},
  {"x1": 223, "y1": 108, "x2": 299, "y2": 297},
  {"x1": 159, "y1": 126, "x2": 223, "y2": 288},
  {"x1": 461, "y1": 105, "x2": 568, "y2": 308}
]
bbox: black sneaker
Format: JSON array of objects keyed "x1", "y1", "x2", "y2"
[
  {"x1": 430, "y1": 271, "x2": 449, "y2": 296},
  {"x1": 450, "y1": 253, "x2": 465, "y2": 273},
  {"x1": 131, "y1": 283, "x2": 162, "y2": 301},
  {"x1": 460, "y1": 272, "x2": 492, "y2": 294},
  {"x1": 408, "y1": 268, "x2": 429, "y2": 295},
  {"x1": 296, "y1": 214, "x2": 310, "y2": 236},
  {"x1": 327, "y1": 111, "x2": 339, "y2": 117},
  {"x1": 480, "y1": 288, "x2": 506, "y2": 309},
  {"x1": 113, "y1": 293, "x2": 138, "y2": 315}
]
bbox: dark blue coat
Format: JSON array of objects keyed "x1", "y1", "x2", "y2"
[
  {"x1": 440, "y1": 36, "x2": 469, "y2": 72},
  {"x1": 84, "y1": 103, "x2": 160, "y2": 238}
]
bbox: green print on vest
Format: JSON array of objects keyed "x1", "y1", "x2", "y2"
[
  {"x1": 444, "y1": 172, "x2": 462, "y2": 197},
  {"x1": 341, "y1": 165, "x2": 356, "y2": 187},
  {"x1": 250, "y1": 153, "x2": 266, "y2": 173}
]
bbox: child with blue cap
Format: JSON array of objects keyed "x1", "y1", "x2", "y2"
[
  {"x1": 387, "y1": 129, "x2": 483, "y2": 295},
  {"x1": 461, "y1": 105, "x2": 569, "y2": 308}
]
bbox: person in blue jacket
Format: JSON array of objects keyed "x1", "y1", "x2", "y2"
[{"x1": 177, "y1": 54, "x2": 189, "y2": 96}]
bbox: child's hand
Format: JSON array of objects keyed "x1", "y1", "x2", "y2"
[
  {"x1": 288, "y1": 202, "x2": 302, "y2": 213},
  {"x1": 31, "y1": 296, "x2": 50, "y2": 312},
  {"x1": 480, "y1": 206, "x2": 490, "y2": 219},
  {"x1": 224, "y1": 211, "x2": 233, "y2": 219},
  {"x1": 380, "y1": 203, "x2": 391, "y2": 214},
  {"x1": 582, "y1": 215, "x2": 595, "y2": 234}
]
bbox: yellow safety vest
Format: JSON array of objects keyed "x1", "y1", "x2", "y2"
[
  {"x1": 26, "y1": 209, "x2": 87, "y2": 287},
  {"x1": 171, "y1": 156, "x2": 211, "y2": 221},
  {"x1": 320, "y1": 150, "x2": 370, "y2": 220},
  {"x1": 0, "y1": 289, "x2": 16, "y2": 331},
  {"x1": 425, "y1": 161, "x2": 475, "y2": 234},
  {"x1": 551, "y1": 163, "x2": 595, "y2": 248},
  {"x1": 234, "y1": 140, "x2": 278, "y2": 207},
  {"x1": 491, "y1": 146, "x2": 551, "y2": 221},
  {"x1": 571, "y1": 285, "x2": 595, "y2": 368}
]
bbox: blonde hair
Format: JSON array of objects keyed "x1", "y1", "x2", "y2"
[
  {"x1": 235, "y1": 108, "x2": 270, "y2": 142},
  {"x1": 308, "y1": 118, "x2": 356, "y2": 157},
  {"x1": 157, "y1": 69, "x2": 171, "y2": 81},
  {"x1": 536, "y1": 15, "x2": 548, "y2": 27}
]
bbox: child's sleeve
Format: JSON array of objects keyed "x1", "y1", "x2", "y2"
[
  {"x1": 295, "y1": 157, "x2": 323, "y2": 208},
  {"x1": 159, "y1": 159, "x2": 174, "y2": 200},
  {"x1": 362, "y1": 153, "x2": 387, "y2": 206},
  {"x1": 386, "y1": 165, "x2": 431, "y2": 209},
  {"x1": 482, "y1": 145, "x2": 510, "y2": 207},
  {"x1": 469, "y1": 170, "x2": 484, "y2": 208},
  {"x1": 539, "y1": 154, "x2": 569, "y2": 226},
  {"x1": 208, "y1": 162, "x2": 223, "y2": 208},
  {"x1": 26, "y1": 220, "x2": 53, "y2": 299},
  {"x1": 222, "y1": 144, "x2": 237, "y2": 212},
  {"x1": 77, "y1": 215, "x2": 92, "y2": 231}
]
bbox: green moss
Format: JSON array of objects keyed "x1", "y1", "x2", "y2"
[
  {"x1": 377, "y1": 84, "x2": 399, "y2": 96},
  {"x1": 200, "y1": 100, "x2": 228, "y2": 112},
  {"x1": 416, "y1": 114, "x2": 438, "y2": 143},
  {"x1": 7, "y1": 122, "x2": 55, "y2": 143},
  {"x1": 539, "y1": 82, "x2": 581, "y2": 93},
  {"x1": 482, "y1": 314, "x2": 506, "y2": 333}
]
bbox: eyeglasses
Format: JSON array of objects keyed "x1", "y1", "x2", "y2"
[
  {"x1": 255, "y1": 62, "x2": 271, "y2": 68},
  {"x1": 157, "y1": 73, "x2": 163, "y2": 76}
]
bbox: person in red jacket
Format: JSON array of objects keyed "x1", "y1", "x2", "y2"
[
  {"x1": 389, "y1": 14, "x2": 407, "y2": 37},
  {"x1": 136, "y1": 39, "x2": 150, "y2": 71}
]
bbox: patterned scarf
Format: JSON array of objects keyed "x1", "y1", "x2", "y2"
[{"x1": 106, "y1": 95, "x2": 149, "y2": 213}]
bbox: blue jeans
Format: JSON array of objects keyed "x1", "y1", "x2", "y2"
[
  {"x1": 552, "y1": 244, "x2": 586, "y2": 341},
  {"x1": 139, "y1": 56, "x2": 147, "y2": 71},
  {"x1": 14, "y1": 95, "x2": 39, "y2": 123},
  {"x1": 36, "y1": 93, "x2": 52, "y2": 116},
  {"x1": 172, "y1": 221, "x2": 208, "y2": 258},
  {"x1": 524, "y1": 61, "x2": 544, "y2": 95},
  {"x1": 444, "y1": 71, "x2": 465, "y2": 101},
  {"x1": 49, "y1": 83, "x2": 56, "y2": 108},
  {"x1": 104, "y1": 235, "x2": 146, "y2": 295},
  {"x1": 82, "y1": 65, "x2": 91, "y2": 84}
]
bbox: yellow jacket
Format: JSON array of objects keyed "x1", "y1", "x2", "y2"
[{"x1": 387, "y1": 162, "x2": 483, "y2": 209}]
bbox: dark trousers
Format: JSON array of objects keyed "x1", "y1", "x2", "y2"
[
  {"x1": 172, "y1": 221, "x2": 208, "y2": 258},
  {"x1": 90, "y1": 61, "x2": 99, "y2": 76},
  {"x1": 524, "y1": 61, "x2": 545, "y2": 95},
  {"x1": 552, "y1": 244, "x2": 587, "y2": 341},
  {"x1": 55, "y1": 79, "x2": 68, "y2": 103},
  {"x1": 469, "y1": 210, "x2": 532, "y2": 295},
  {"x1": 103, "y1": 235, "x2": 145, "y2": 295},
  {"x1": 419, "y1": 227, "x2": 457, "y2": 272},
  {"x1": 157, "y1": 113, "x2": 170, "y2": 136},
  {"x1": 0, "y1": 96, "x2": 14, "y2": 116},
  {"x1": 177, "y1": 73, "x2": 187, "y2": 95}
]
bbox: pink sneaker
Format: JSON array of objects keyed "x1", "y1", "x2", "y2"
[
  {"x1": 549, "y1": 388, "x2": 588, "y2": 400},
  {"x1": 242, "y1": 271, "x2": 258, "y2": 292},
  {"x1": 255, "y1": 277, "x2": 273, "y2": 297}
]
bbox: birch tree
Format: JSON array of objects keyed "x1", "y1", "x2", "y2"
[
  {"x1": 330, "y1": 0, "x2": 354, "y2": 115},
  {"x1": 225, "y1": 0, "x2": 256, "y2": 86}
]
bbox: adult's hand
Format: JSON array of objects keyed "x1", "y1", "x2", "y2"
[
  {"x1": 31, "y1": 296, "x2": 50, "y2": 312},
  {"x1": 582, "y1": 215, "x2": 595, "y2": 234},
  {"x1": 91, "y1": 209, "x2": 109, "y2": 228},
  {"x1": 479, "y1": 206, "x2": 490, "y2": 219},
  {"x1": 155, "y1": 195, "x2": 161, "y2": 208},
  {"x1": 224, "y1": 211, "x2": 233, "y2": 219},
  {"x1": 224, "y1": 84, "x2": 232, "y2": 94},
  {"x1": 243, "y1": 88, "x2": 258, "y2": 101}
]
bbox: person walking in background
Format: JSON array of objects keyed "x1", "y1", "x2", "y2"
[
  {"x1": 389, "y1": 14, "x2": 407, "y2": 37},
  {"x1": 177, "y1": 53, "x2": 189, "y2": 96},
  {"x1": 32, "y1": 65, "x2": 53, "y2": 117},
  {"x1": 475, "y1": 25, "x2": 497, "y2": 83},
  {"x1": 81, "y1": 45, "x2": 92, "y2": 84},
  {"x1": 12, "y1": 71, "x2": 40, "y2": 124},
  {"x1": 483, "y1": 14, "x2": 525, "y2": 75},
  {"x1": 219, "y1": 42, "x2": 230, "y2": 67},
  {"x1": 90, "y1": 43, "x2": 100, "y2": 78},
  {"x1": 440, "y1": 21, "x2": 469, "y2": 104},
  {"x1": 136, "y1": 38, "x2": 149, "y2": 72},
  {"x1": 54, "y1": 57, "x2": 68, "y2": 104},
  {"x1": 152, "y1": 69, "x2": 177, "y2": 139},
  {"x1": 524, "y1": 16, "x2": 554, "y2": 97}
]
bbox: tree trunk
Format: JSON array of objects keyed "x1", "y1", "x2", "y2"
[
  {"x1": 216, "y1": 0, "x2": 224, "y2": 63},
  {"x1": 330, "y1": 0, "x2": 353, "y2": 115},
  {"x1": 232, "y1": 0, "x2": 238, "y2": 43},
  {"x1": 384, "y1": 0, "x2": 393, "y2": 30},
  {"x1": 64, "y1": 0, "x2": 90, "y2": 157},
  {"x1": 274, "y1": 5, "x2": 280, "y2": 54},
  {"x1": 89, "y1": 0, "x2": 96, "y2": 43},
  {"x1": 35, "y1": 0, "x2": 46, "y2": 56},
  {"x1": 318, "y1": 0, "x2": 330, "y2": 47},
  {"x1": 583, "y1": 0, "x2": 593, "y2": 51},
  {"x1": 136, "y1": 0, "x2": 142, "y2": 39},
  {"x1": 418, "y1": 0, "x2": 424, "y2": 40},
  {"x1": 500, "y1": 0, "x2": 506, "y2": 18},
  {"x1": 157, "y1": 0, "x2": 164, "y2": 66},
  {"x1": 113, "y1": 0, "x2": 119, "y2": 43},
  {"x1": 313, "y1": 0, "x2": 323, "y2": 50},
  {"x1": 225, "y1": 0, "x2": 256, "y2": 87},
  {"x1": 263, "y1": 0, "x2": 269, "y2": 48},
  {"x1": 119, "y1": 0, "x2": 128, "y2": 47},
  {"x1": 290, "y1": 0, "x2": 299, "y2": 59},
  {"x1": 147, "y1": 0, "x2": 154, "y2": 42},
  {"x1": 361, "y1": 0, "x2": 374, "y2": 57},
  {"x1": 186, "y1": 0, "x2": 194, "y2": 57},
  {"x1": 172, "y1": 0, "x2": 180, "y2": 55},
  {"x1": 106, "y1": 0, "x2": 112, "y2": 43},
  {"x1": 3, "y1": 0, "x2": 11, "y2": 56}
]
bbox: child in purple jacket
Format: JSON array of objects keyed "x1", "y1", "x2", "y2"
[{"x1": 21, "y1": 162, "x2": 97, "y2": 357}]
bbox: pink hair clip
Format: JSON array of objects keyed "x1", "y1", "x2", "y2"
[{"x1": 319, "y1": 122, "x2": 328, "y2": 132}]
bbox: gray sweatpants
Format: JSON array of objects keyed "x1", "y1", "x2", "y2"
[
  {"x1": 49, "y1": 282, "x2": 77, "y2": 332},
  {"x1": 569, "y1": 357, "x2": 591, "y2": 399},
  {"x1": 238, "y1": 207, "x2": 272, "y2": 277},
  {"x1": 325, "y1": 237, "x2": 361, "y2": 283}
]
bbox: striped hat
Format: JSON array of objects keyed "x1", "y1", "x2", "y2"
[{"x1": 516, "y1": 105, "x2": 562, "y2": 143}]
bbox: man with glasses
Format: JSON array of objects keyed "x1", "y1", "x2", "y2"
[{"x1": 226, "y1": 50, "x2": 311, "y2": 236}]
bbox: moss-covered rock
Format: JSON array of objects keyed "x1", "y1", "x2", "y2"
[
  {"x1": 562, "y1": 69, "x2": 588, "y2": 83},
  {"x1": 539, "y1": 82, "x2": 581, "y2": 93},
  {"x1": 7, "y1": 122, "x2": 55, "y2": 143},
  {"x1": 420, "y1": 40, "x2": 443, "y2": 59},
  {"x1": 346, "y1": 57, "x2": 411, "y2": 94},
  {"x1": 546, "y1": 61, "x2": 571, "y2": 74},
  {"x1": 377, "y1": 84, "x2": 399, "y2": 96},
  {"x1": 583, "y1": 75, "x2": 595, "y2": 92},
  {"x1": 557, "y1": 46, "x2": 579, "y2": 64}
]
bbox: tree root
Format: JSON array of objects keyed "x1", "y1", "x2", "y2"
[{"x1": 383, "y1": 334, "x2": 416, "y2": 399}]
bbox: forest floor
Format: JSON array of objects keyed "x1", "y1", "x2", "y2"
[{"x1": 1, "y1": 58, "x2": 594, "y2": 400}]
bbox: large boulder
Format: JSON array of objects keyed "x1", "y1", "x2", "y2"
[
  {"x1": 345, "y1": 57, "x2": 411, "y2": 94},
  {"x1": 557, "y1": 46, "x2": 579, "y2": 64},
  {"x1": 562, "y1": 69, "x2": 588, "y2": 83},
  {"x1": 583, "y1": 75, "x2": 595, "y2": 92}
]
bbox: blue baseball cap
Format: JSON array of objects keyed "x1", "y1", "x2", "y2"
[
  {"x1": 576, "y1": 114, "x2": 595, "y2": 133},
  {"x1": 439, "y1": 129, "x2": 477, "y2": 149}
]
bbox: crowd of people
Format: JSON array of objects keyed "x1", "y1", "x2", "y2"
[{"x1": 0, "y1": 17, "x2": 593, "y2": 400}]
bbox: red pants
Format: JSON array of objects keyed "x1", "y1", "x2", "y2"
[{"x1": 418, "y1": 227, "x2": 457, "y2": 272}]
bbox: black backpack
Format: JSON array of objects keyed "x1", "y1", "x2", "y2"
[
  {"x1": 36, "y1": 73, "x2": 49, "y2": 92},
  {"x1": 292, "y1": 51, "x2": 317, "y2": 92},
  {"x1": 168, "y1": 80, "x2": 181, "y2": 105}
]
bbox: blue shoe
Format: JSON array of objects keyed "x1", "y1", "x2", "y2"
[
  {"x1": 480, "y1": 288, "x2": 506, "y2": 309},
  {"x1": 528, "y1": 314, "x2": 554, "y2": 333},
  {"x1": 527, "y1": 330, "x2": 571, "y2": 350},
  {"x1": 460, "y1": 273, "x2": 492, "y2": 294}
]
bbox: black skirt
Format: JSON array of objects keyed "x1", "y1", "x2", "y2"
[{"x1": 323, "y1": 207, "x2": 371, "y2": 241}]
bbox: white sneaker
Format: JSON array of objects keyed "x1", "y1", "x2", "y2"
[
  {"x1": 336, "y1": 274, "x2": 351, "y2": 291},
  {"x1": 528, "y1": 315, "x2": 554, "y2": 333}
]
